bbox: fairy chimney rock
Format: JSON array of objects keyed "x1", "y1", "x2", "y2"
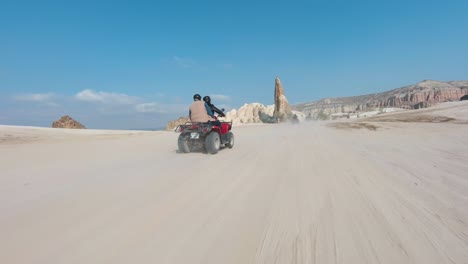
[
  {"x1": 52, "y1": 115, "x2": 86, "y2": 129},
  {"x1": 273, "y1": 77, "x2": 293, "y2": 121}
]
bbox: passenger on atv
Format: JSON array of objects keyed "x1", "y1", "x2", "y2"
[{"x1": 203, "y1": 96, "x2": 225, "y2": 118}]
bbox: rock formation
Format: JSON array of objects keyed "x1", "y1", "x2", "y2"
[
  {"x1": 294, "y1": 80, "x2": 468, "y2": 120},
  {"x1": 166, "y1": 116, "x2": 190, "y2": 130},
  {"x1": 52, "y1": 115, "x2": 86, "y2": 129},
  {"x1": 273, "y1": 77, "x2": 293, "y2": 122},
  {"x1": 224, "y1": 103, "x2": 274, "y2": 125},
  {"x1": 222, "y1": 103, "x2": 305, "y2": 125}
]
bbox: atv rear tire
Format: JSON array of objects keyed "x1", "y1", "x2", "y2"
[
  {"x1": 178, "y1": 134, "x2": 190, "y2": 153},
  {"x1": 226, "y1": 132, "x2": 234, "y2": 148},
  {"x1": 205, "y1": 132, "x2": 220, "y2": 154}
]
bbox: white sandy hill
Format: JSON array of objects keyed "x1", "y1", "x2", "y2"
[{"x1": 1, "y1": 101, "x2": 468, "y2": 264}]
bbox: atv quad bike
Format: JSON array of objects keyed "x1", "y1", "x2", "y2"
[{"x1": 175, "y1": 119, "x2": 234, "y2": 154}]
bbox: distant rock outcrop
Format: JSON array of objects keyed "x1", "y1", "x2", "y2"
[
  {"x1": 294, "y1": 80, "x2": 468, "y2": 120},
  {"x1": 224, "y1": 103, "x2": 274, "y2": 125},
  {"x1": 273, "y1": 77, "x2": 293, "y2": 122},
  {"x1": 166, "y1": 116, "x2": 190, "y2": 130},
  {"x1": 221, "y1": 78, "x2": 300, "y2": 125},
  {"x1": 52, "y1": 115, "x2": 86, "y2": 129},
  {"x1": 222, "y1": 103, "x2": 306, "y2": 125}
]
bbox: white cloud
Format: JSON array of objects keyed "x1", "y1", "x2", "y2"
[
  {"x1": 14, "y1": 93, "x2": 56, "y2": 102},
  {"x1": 75, "y1": 89, "x2": 138, "y2": 104},
  {"x1": 209, "y1": 94, "x2": 231, "y2": 101}
]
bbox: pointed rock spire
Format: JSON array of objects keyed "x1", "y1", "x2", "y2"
[{"x1": 273, "y1": 77, "x2": 293, "y2": 122}]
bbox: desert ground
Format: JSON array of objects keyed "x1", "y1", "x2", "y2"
[{"x1": 1, "y1": 101, "x2": 468, "y2": 264}]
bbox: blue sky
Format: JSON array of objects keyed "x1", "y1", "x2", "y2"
[{"x1": 1, "y1": 0, "x2": 467, "y2": 129}]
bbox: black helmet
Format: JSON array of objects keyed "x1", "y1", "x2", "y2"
[
  {"x1": 203, "y1": 95, "x2": 211, "y2": 104},
  {"x1": 193, "y1": 94, "x2": 201, "y2": 101}
]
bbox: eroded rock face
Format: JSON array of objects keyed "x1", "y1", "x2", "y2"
[
  {"x1": 373, "y1": 80, "x2": 468, "y2": 107},
  {"x1": 294, "y1": 80, "x2": 468, "y2": 120},
  {"x1": 165, "y1": 116, "x2": 190, "y2": 130},
  {"x1": 52, "y1": 115, "x2": 86, "y2": 129},
  {"x1": 273, "y1": 77, "x2": 293, "y2": 122},
  {"x1": 224, "y1": 103, "x2": 274, "y2": 125}
]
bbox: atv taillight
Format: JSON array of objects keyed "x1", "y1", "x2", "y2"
[{"x1": 202, "y1": 127, "x2": 210, "y2": 133}]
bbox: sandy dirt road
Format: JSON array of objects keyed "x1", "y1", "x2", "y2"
[{"x1": 1, "y1": 102, "x2": 468, "y2": 264}]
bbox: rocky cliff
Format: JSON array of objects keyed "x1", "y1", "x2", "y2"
[
  {"x1": 293, "y1": 80, "x2": 468, "y2": 120},
  {"x1": 52, "y1": 115, "x2": 86, "y2": 129}
]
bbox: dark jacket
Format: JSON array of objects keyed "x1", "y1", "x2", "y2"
[{"x1": 207, "y1": 103, "x2": 225, "y2": 117}]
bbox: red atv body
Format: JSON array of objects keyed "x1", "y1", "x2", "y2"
[{"x1": 175, "y1": 120, "x2": 234, "y2": 154}]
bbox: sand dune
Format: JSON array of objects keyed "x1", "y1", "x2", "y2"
[{"x1": 1, "y1": 101, "x2": 468, "y2": 264}]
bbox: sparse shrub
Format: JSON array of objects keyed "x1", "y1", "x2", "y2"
[{"x1": 316, "y1": 110, "x2": 329, "y2": 120}]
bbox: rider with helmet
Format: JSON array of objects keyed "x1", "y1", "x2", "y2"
[
  {"x1": 203, "y1": 96, "x2": 226, "y2": 117},
  {"x1": 189, "y1": 94, "x2": 215, "y2": 123}
]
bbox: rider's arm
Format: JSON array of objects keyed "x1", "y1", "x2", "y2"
[{"x1": 211, "y1": 105, "x2": 225, "y2": 117}]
